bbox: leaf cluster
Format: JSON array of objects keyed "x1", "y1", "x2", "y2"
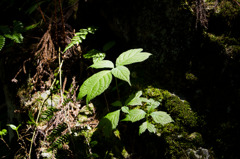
[
  {"x1": 99, "y1": 91, "x2": 173, "y2": 136},
  {"x1": 78, "y1": 48, "x2": 152, "y2": 104}
]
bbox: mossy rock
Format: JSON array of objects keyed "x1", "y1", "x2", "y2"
[{"x1": 143, "y1": 86, "x2": 207, "y2": 158}]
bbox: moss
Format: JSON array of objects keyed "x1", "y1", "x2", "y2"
[{"x1": 143, "y1": 86, "x2": 204, "y2": 158}]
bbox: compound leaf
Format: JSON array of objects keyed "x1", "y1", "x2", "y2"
[
  {"x1": 78, "y1": 70, "x2": 112, "y2": 103},
  {"x1": 116, "y1": 48, "x2": 152, "y2": 66},
  {"x1": 111, "y1": 66, "x2": 131, "y2": 85},
  {"x1": 150, "y1": 111, "x2": 173, "y2": 126},
  {"x1": 122, "y1": 108, "x2": 146, "y2": 122},
  {"x1": 90, "y1": 60, "x2": 114, "y2": 69}
]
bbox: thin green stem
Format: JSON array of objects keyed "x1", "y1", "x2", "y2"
[
  {"x1": 29, "y1": 59, "x2": 64, "y2": 159},
  {"x1": 59, "y1": 48, "x2": 63, "y2": 103},
  {"x1": 115, "y1": 77, "x2": 120, "y2": 100}
]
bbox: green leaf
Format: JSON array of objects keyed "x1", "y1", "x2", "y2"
[
  {"x1": 0, "y1": 129, "x2": 7, "y2": 136},
  {"x1": 7, "y1": 124, "x2": 17, "y2": 131},
  {"x1": 122, "y1": 108, "x2": 146, "y2": 122},
  {"x1": 104, "y1": 110, "x2": 120, "y2": 130},
  {"x1": 140, "y1": 97, "x2": 149, "y2": 103},
  {"x1": 4, "y1": 33, "x2": 23, "y2": 43},
  {"x1": 146, "y1": 122, "x2": 156, "y2": 133},
  {"x1": 111, "y1": 100, "x2": 122, "y2": 107},
  {"x1": 139, "y1": 121, "x2": 156, "y2": 135},
  {"x1": 0, "y1": 35, "x2": 5, "y2": 51},
  {"x1": 84, "y1": 49, "x2": 106, "y2": 63},
  {"x1": 98, "y1": 110, "x2": 120, "y2": 137},
  {"x1": 111, "y1": 66, "x2": 131, "y2": 85},
  {"x1": 125, "y1": 91, "x2": 143, "y2": 106},
  {"x1": 90, "y1": 60, "x2": 114, "y2": 69},
  {"x1": 121, "y1": 106, "x2": 129, "y2": 114},
  {"x1": 148, "y1": 98, "x2": 160, "y2": 108},
  {"x1": 25, "y1": 22, "x2": 40, "y2": 31},
  {"x1": 78, "y1": 70, "x2": 112, "y2": 103},
  {"x1": 63, "y1": 27, "x2": 96, "y2": 53},
  {"x1": 150, "y1": 111, "x2": 173, "y2": 126},
  {"x1": 139, "y1": 121, "x2": 147, "y2": 135},
  {"x1": 116, "y1": 48, "x2": 152, "y2": 66},
  {"x1": 103, "y1": 41, "x2": 116, "y2": 52}
]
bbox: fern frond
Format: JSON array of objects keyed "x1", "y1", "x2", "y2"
[
  {"x1": 51, "y1": 134, "x2": 70, "y2": 149},
  {"x1": 4, "y1": 33, "x2": 23, "y2": 43},
  {"x1": 40, "y1": 107, "x2": 58, "y2": 121},
  {"x1": 47, "y1": 123, "x2": 67, "y2": 142},
  {"x1": 63, "y1": 27, "x2": 97, "y2": 53},
  {"x1": 0, "y1": 35, "x2": 5, "y2": 51}
]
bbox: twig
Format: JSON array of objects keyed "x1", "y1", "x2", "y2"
[
  {"x1": 233, "y1": 0, "x2": 240, "y2": 7},
  {"x1": 0, "y1": 138, "x2": 10, "y2": 150},
  {"x1": 37, "y1": 1, "x2": 46, "y2": 23}
]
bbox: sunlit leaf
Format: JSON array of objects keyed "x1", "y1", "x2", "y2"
[
  {"x1": 63, "y1": 28, "x2": 96, "y2": 53},
  {"x1": 122, "y1": 108, "x2": 146, "y2": 122},
  {"x1": 139, "y1": 121, "x2": 156, "y2": 135},
  {"x1": 139, "y1": 121, "x2": 147, "y2": 135},
  {"x1": 90, "y1": 60, "x2": 114, "y2": 69},
  {"x1": 104, "y1": 110, "x2": 120, "y2": 130},
  {"x1": 150, "y1": 111, "x2": 173, "y2": 126},
  {"x1": 78, "y1": 70, "x2": 112, "y2": 103},
  {"x1": 111, "y1": 66, "x2": 131, "y2": 85},
  {"x1": 125, "y1": 91, "x2": 143, "y2": 106},
  {"x1": 7, "y1": 124, "x2": 17, "y2": 130},
  {"x1": 116, "y1": 48, "x2": 152, "y2": 66},
  {"x1": 0, "y1": 129, "x2": 7, "y2": 136},
  {"x1": 146, "y1": 122, "x2": 156, "y2": 133},
  {"x1": 121, "y1": 106, "x2": 130, "y2": 114},
  {"x1": 148, "y1": 98, "x2": 160, "y2": 108},
  {"x1": 98, "y1": 110, "x2": 120, "y2": 137}
]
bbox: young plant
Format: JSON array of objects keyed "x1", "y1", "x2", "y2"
[
  {"x1": 0, "y1": 128, "x2": 7, "y2": 139},
  {"x1": 78, "y1": 48, "x2": 152, "y2": 104},
  {"x1": 0, "y1": 128, "x2": 9, "y2": 149},
  {"x1": 101, "y1": 91, "x2": 173, "y2": 136},
  {"x1": 7, "y1": 124, "x2": 21, "y2": 139}
]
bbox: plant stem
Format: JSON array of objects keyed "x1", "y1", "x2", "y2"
[
  {"x1": 59, "y1": 48, "x2": 63, "y2": 103},
  {"x1": 115, "y1": 77, "x2": 120, "y2": 100},
  {"x1": 0, "y1": 137, "x2": 10, "y2": 150},
  {"x1": 28, "y1": 59, "x2": 64, "y2": 159}
]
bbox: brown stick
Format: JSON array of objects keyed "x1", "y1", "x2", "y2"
[{"x1": 233, "y1": 0, "x2": 240, "y2": 7}]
